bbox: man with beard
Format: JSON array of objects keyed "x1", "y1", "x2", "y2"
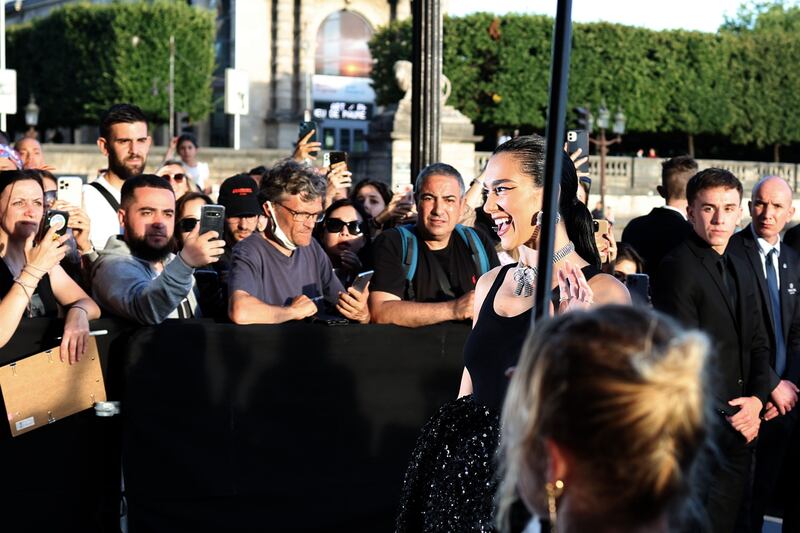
[
  {"x1": 84, "y1": 103, "x2": 151, "y2": 251},
  {"x1": 90, "y1": 174, "x2": 224, "y2": 324}
]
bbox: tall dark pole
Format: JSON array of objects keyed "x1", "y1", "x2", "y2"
[
  {"x1": 533, "y1": 0, "x2": 573, "y2": 323},
  {"x1": 410, "y1": 0, "x2": 442, "y2": 184}
]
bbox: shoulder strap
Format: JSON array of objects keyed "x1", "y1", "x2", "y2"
[
  {"x1": 455, "y1": 225, "x2": 490, "y2": 277},
  {"x1": 396, "y1": 225, "x2": 418, "y2": 300},
  {"x1": 88, "y1": 181, "x2": 120, "y2": 212}
]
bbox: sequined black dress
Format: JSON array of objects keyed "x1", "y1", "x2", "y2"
[{"x1": 396, "y1": 263, "x2": 599, "y2": 532}]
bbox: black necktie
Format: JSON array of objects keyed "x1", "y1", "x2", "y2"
[
  {"x1": 765, "y1": 249, "x2": 787, "y2": 376},
  {"x1": 717, "y1": 256, "x2": 737, "y2": 309}
]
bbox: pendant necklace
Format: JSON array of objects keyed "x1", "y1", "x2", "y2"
[{"x1": 512, "y1": 242, "x2": 575, "y2": 297}]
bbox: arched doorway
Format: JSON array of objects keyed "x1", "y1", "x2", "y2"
[{"x1": 312, "y1": 10, "x2": 375, "y2": 152}]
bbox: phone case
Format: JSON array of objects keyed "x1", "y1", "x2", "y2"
[
  {"x1": 57, "y1": 177, "x2": 83, "y2": 207},
  {"x1": 199, "y1": 205, "x2": 225, "y2": 237}
]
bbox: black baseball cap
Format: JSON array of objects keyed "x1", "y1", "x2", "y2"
[{"x1": 218, "y1": 174, "x2": 260, "y2": 217}]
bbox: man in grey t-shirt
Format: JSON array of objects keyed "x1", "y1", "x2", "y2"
[{"x1": 228, "y1": 160, "x2": 370, "y2": 324}]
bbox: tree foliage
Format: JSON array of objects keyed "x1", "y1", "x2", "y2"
[
  {"x1": 7, "y1": 1, "x2": 215, "y2": 130},
  {"x1": 369, "y1": 10, "x2": 800, "y2": 152}
]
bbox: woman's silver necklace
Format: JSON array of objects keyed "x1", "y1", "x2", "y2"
[{"x1": 512, "y1": 242, "x2": 576, "y2": 297}]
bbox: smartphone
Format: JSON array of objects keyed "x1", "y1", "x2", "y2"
[
  {"x1": 393, "y1": 183, "x2": 414, "y2": 203},
  {"x1": 351, "y1": 270, "x2": 374, "y2": 293},
  {"x1": 199, "y1": 204, "x2": 225, "y2": 238},
  {"x1": 329, "y1": 151, "x2": 347, "y2": 168},
  {"x1": 625, "y1": 273, "x2": 651, "y2": 306},
  {"x1": 593, "y1": 219, "x2": 610, "y2": 236},
  {"x1": 57, "y1": 176, "x2": 83, "y2": 207},
  {"x1": 43, "y1": 209, "x2": 70, "y2": 238},
  {"x1": 298, "y1": 120, "x2": 318, "y2": 157},
  {"x1": 566, "y1": 129, "x2": 590, "y2": 173}
]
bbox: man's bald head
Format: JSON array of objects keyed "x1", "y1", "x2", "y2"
[{"x1": 749, "y1": 175, "x2": 795, "y2": 244}]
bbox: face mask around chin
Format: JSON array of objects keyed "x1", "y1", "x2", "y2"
[{"x1": 265, "y1": 201, "x2": 297, "y2": 251}]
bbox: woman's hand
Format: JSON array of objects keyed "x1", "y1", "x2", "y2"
[
  {"x1": 376, "y1": 192, "x2": 415, "y2": 226},
  {"x1": 25, "y1": 226, "x2": 69, "y2": 274},
  {"x1": 557, "y1": 261, "x2": 594, "y2": 314},
  {"x1": 337, "y1": 285, "x2": 370, "y2": 324},
  {"x1": 292, "y1": 129, "x2": 321, "y2": 163},
  {"x1": 327, "y1": 161, "x2": 352, "y2": 190},
  {"x1": 564, "y1": 143, "x2": 590, "y2": 182},
  {"x1": 52, "y1": 200, "x2": 93, "y2": 253},
  {"x1": 60, "y1": 306, "x2": 90, "y2": 365},
  {"x1": 339, "y1": 249, "x2": 363, "y2": 274},
  {"x1": 596, "y1": 232, "x2": 617, "y2": 264}
]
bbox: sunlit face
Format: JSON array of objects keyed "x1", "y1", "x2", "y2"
[
  {"x1": 749, "y1": 177, "x2": 795, "y2": 244},
  {"x1": 157, "y1": 163, "x2": 190, "y2": 199},
  {"x1": 225, "y1": 214, "x2": 258, "y2": 244},
  {"x1": 483, "y1": 152, "x2": 542, "y2": 250},
  {"x1": 687, "y1": 186, "x2": 742, "y2": 254},
  {"x1": 0, "y1": 179, "x2": 44, "y2": 240},
  {"x1": 120, "y1": 186, "x2": 175, "y2": 253},
  {"x1": 355, "y1": 184, "x2": 386, "y2": 218},
  {"x1": 178, "y1": 140, "x2": 197, "y2": 164},
  {"x1": 99, "y1": 121, "x2": 151, "y2": 180},
  {"x1": 416, "y1": 174, "x2": 464, "y2": 243},
  {"x1": 265, "y1": 194, "x2": 323, "y2": 248},
  {"x1": 177, "y1": 197, "x2": 207, "y2": 247},
  {"x1": 322, "y1": 205, "x2": 366, "y2": 257},
  {"x1": 16, "y1": 138, "x2": 45, "y2": 170}
]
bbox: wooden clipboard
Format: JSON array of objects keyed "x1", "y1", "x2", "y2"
[{"x1": 0, "y1": 336, "x2": 106, "y2": 437}]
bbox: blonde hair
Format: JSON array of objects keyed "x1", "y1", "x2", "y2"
[{"x1": 497, "y1": 306, "x2": 709, "y2": 531}]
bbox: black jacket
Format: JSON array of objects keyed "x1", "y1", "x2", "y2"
[
  {"x1": 653, "y1": 231, "x2": 772, "y2": 416},
  {"x1": 728, "y1": 226, "x2": 800, "y2": 388},
  {"x1": 622, "y1": 207, "x2": 693, "y2": 278}
]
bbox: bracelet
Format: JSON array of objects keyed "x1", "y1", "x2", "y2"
[
  {"x1": 13, "y1": 278, "x2": 34, "y2": 301},
  {"x1": 71, "y1": 305, "x2": 89, "y2": 316},
  {"x1": 21, "y1": 266, "x2": 43, "y2": 281},
  {"x1": 79, "y1": 246, "x2": 96, "y2": 257},
  {"x1": 25, "y1": 263, "x2": 48, "y2": 274}
]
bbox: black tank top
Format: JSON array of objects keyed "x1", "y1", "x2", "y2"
[
  {"x1": 0, "y1": 259, "x2": 59, "y2": 318},
  {"x1": 463, "y1": 263, "x2": 600, "y2": 411}
]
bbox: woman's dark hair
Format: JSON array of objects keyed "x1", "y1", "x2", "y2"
[
  {"x1": 493, "y1": 134, "x2": 601, "y2": 268},
  {"x1": 176, "y1": 191, "x2": 213, "y2": 221},
  {"x1": 615, "y1": 242, "x2": 645, "y2": 273},
  {"x1": 313, "y1": 198, "x2": 372, "y2": 247},
  {"x1": 0, "y1": 169, "x2": 44, "y2": 199},
  {"x1": 351, "y1": 178, "x2": 392, "y2": 206}
]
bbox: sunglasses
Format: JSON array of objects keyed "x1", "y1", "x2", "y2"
[
  {"x1": 324, "y1": 218, "x2": 363, "y2": 235},
  {"x1": 163, "y1": 173, "x2": 186, "y2": 182},
  {"x1": 179, "y1": 217, "x2": 198, "y2": 232}
]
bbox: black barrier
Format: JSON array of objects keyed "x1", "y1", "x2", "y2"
[{"x1": 0, "y1": 319, "x2": 469, "y2": 532}]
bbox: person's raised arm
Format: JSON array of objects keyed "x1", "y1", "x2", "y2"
[{"x1": 49, "y1": 264, "x2": 100, "y2": 364}]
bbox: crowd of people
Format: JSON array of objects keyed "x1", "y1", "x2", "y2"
[{"x1": 0, "y1": 101, "x2": 798, "y2": 532}]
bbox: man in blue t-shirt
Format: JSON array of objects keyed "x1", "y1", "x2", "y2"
[{"x1": 228, "y1": 160, "x2": 369, "y2": 324}]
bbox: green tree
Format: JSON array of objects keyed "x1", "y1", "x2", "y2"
[{"x1": 7, "y1": 1, "x2": 215, "y2": 131}]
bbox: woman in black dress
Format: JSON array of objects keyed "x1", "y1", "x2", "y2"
[
  {"x1": 0, "y1": 170, "x2": 100, "y2": 359},
  {"x1": 396, "y1": 135, "x2": 629, "y2": 532}
]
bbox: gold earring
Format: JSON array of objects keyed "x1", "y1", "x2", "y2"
[{"x1": 546, "y1": 479, "x2": 565, "y2": 532}]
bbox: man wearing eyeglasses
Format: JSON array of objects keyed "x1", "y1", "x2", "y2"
[{"x1": 228, "y1": 160, "x2": 370, "y2": 324}]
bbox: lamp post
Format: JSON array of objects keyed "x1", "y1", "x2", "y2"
[
  {"x1": 24, "y1": 94, "x2": 39, "y2": 139},
  {"x1": 588, "y1": 103, "x2": 626, "y2": 214}
]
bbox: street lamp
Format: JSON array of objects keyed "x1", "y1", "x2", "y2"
[
  {"x1": 588, "y1": 102, "x2": 626, "y2": 214},
  {"x1": 25, "y1": 94, "x2": 39, "y2": 139}
]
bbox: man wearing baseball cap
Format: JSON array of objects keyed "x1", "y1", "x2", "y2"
[{"x1": 217, "y1": 174, "x2": 261, "y2": 269}]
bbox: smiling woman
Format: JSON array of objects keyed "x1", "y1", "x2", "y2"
[{"x1": 0, "y1": 170, "x2": 100, "y2": 361}]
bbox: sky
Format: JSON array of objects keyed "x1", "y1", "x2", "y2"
[{"x1": 445, "y1": 0, "x2": 746, "y2": 33}]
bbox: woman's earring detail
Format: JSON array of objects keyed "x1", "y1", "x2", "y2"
[
  {"x1": 546, "y1": 479, "x2": 565, "y2": 532},
  {"x1": 535, "y1": 211, "x2": 561, "y2": 226}
]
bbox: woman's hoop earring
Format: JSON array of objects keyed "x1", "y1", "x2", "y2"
[{"x1": 546, "y1": 479, "x2": 565, "y2": 532}]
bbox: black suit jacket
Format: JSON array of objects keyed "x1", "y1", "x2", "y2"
[
  {"x1": 728, "y1": 226, "x2": 800, "y2": 388},
  {"x1": 653, "y1": 232, "x2": 772, "y2": 416},
  {"x1": 622, "y1": 207, "x2": 693, "y2": 279}
]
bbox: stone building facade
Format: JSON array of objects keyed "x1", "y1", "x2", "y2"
[{"x1": 6, "y1": 0, "x2": 411, "y2": 150}]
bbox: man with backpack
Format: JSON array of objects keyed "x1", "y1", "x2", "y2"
[
  {"x1": 369, "y1": 163, "x2": 499, "y2": 327},
  {"x1": 83, "y1": 103, "x2": 152, "y2": 251}
]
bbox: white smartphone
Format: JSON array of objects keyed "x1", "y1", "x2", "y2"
[{"x1": 57, "y1": 177, "x2": 84, "y2": 207}]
